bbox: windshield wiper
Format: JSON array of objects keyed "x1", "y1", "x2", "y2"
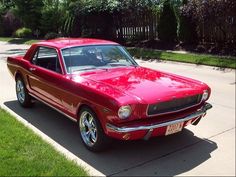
[
  {"x1": 108, "y1": 63, "x2": 129, "y2": 67},
  {"x1": 73, "y1": 67, "x2": 109, "y2": 72},
  {"x1": 72, "y1": 67, "x2": 97, "y2": 72}
]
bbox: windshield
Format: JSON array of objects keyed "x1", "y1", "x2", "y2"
[{"x1": 61, "y1": 45, "x2": 137, "y2": 73}]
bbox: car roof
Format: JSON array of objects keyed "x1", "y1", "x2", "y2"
[{"x1": 35, "y1": 38, "x2": 119, "y2": 49}]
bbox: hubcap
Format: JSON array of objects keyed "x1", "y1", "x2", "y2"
[
  {"x1": 16, "y1": 80, "x2": 25, "y2": 103},
  {"x1": 79, "y1": 111, "x2": 97, "y2": 147}
]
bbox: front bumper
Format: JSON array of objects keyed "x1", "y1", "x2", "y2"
[{"x1": 106, "y1": 103, "x2": 212, "y2": 140}]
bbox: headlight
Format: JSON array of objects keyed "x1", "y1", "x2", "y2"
[
  {"x1": 118, "y1": 105, "x2": 132, "y2": 119},
  {"x1": 202, "y1": 90, "x2": 209, "y2": 101}
]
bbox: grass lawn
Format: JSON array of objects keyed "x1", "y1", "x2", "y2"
[
  {"x1": 128, "y1": 48, "x2": 236, "y2": 69},
  {"x1": 0, "y1": 108, "x2": 88, "y2": 176}
]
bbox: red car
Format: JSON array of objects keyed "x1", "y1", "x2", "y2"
[{"x1": 7, "y1": 38, "x2": 212, "y2": 151}]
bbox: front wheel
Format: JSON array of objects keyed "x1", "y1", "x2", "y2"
[
  {"x1": 16, "y1": 77, "x2": 32, "y2": 107},
  {"x1": 78, "y1": 107, "x2": 111, "y2": 152}
]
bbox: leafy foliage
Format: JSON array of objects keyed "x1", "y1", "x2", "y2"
[
  {"x1": 61, "y1": 0, "x2": 81, "y2": 36},
  {"x1": 0, "y1": 0, "x2": 235, "y2": 53},
  {"x1": 0, "y1": 0, "x2": 13, "y2": 36},
  {"x1": 78, "y1": 0, "x2": 160, "y2": 13},
  {"x1": 0, "y1": 0, "x2": 14, "y2": 14},
  {"x1": 180, "y1": 0, "x2": 236, "y2": 44},
  {"x1": 158, "y1": 0, "x2": 178, "y2": 42},
  {"x1": 40, "y1": 0, "x2": 63, "y2": 35},
  {"x1": 178, "y1": 11, "x2": 197, "y2": 43},
  {"x1": 14, "y1": 27, "x2": 32, "y2": 38},
  {"x1": 13, "y1": 0, "x2": 43, "y2": 31}
]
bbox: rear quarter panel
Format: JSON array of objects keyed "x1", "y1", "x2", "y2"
[{"x1": 7, "y1": 56, "x2": 30, "y2": 86}]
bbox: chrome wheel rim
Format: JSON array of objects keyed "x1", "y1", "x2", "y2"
[
  {"x1": 16, "y1": 80, "x2": 25, "y2": 103},
  {"x1": 79, "y1": 111, "x2": 97, "y2": 147}
]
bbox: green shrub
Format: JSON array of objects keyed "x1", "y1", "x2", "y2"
[
  {"x1": 178, "y1": 15, "x2": 198, "y2": 44},
  {"x1": 14, "y1": 27, "x2": 32, "y2": 38},
  {"x1": 44, "y1": 32, "x2": 59, "y2": 40},
  {"x1": 158, "y1": 0, "x2": 177, "y2": 42}
]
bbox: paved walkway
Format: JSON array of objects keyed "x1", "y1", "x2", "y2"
[
  {"x1": 0, "y1": 42, "x2": 235, "y2": 176},
  {"x1": 0, "y1": 41, "x2": 29, "y2": 59}
]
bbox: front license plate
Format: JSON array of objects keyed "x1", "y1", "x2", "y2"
[{"x1": 165, "y1": 122, "x2": 184, "y2": 135}]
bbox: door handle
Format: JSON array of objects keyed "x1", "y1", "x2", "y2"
[{"x1": 29, "y1": 67, "x2": 36, "y2": 71}]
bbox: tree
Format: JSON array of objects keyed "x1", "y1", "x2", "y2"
[
  {"x1": 180, "y1": 0, "x2": 236, "y2": 44},
  {"x1": 40, "y1": 0, "x2": 63, "y2": 35},
  {"x1": 62, "y1": 0, "x2": 81, "y2": 36},
  {"x1": 13, "y1": 0, "x2": 43, "y2": 31},
  {"x1": 0, "y1": 0, "x2": 14, "y2": 13},
  {"x1": 158, "y1": 0, "x2": 178, "y2": 42},
  {"x1": 0, "y1": 0, "x2": 20, "y2": 36},
  {"x1": 178, "y1": 0, "x2": 198, "y2": 44},
  {"x1": 178, "y1": 13, "x2": 197, "y2": 43}
]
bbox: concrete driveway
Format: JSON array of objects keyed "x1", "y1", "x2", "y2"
[{"x1": 0, "y1": 42, "x2": 235, "y2": 176}]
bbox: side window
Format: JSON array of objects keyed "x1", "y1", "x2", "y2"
[{"x1": 32, "y1": 47, "x2": 62, "y2": 74}]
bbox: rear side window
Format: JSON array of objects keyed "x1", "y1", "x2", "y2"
[{"x1": 32, "y1": 47, "x2": 62, "y2": 74}]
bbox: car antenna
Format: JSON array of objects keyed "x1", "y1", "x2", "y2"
[{"x1": 69, "y1": 36, "x2": 72, "y2": 75}]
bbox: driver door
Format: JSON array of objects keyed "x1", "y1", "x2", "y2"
[{"x1": 27, "y1": 46, "x2": 64, "y2": 109}]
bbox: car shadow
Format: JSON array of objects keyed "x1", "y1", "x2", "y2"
[{"x1": 4, "y1": 100, "x2": 218, "y2": 176}]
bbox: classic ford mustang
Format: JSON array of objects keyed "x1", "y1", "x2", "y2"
[{"x1": 7, "y1": 38, "x2": 212, "y2": 151}]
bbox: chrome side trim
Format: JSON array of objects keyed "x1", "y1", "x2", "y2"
[
  {"x1": 29, "y1": 93, "x2": 77, "y2": 122},
  {"x1": 106, "y1": 103, "x2": 212, "y2": 133}
]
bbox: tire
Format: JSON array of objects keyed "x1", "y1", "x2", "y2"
[
  {"x1": 78, "y1": 107, "x2": 111, "y2": 152},
  {"x1": 16, "y1": 77, "x2": 33, "y2": 107}
]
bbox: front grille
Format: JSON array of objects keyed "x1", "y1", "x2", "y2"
[{"x1": 147, "y1": 94, "x2": 202, "y2": 116}]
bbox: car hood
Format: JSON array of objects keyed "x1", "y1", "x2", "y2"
[{"x1": 74, "y1": 67, "x2": 207, "y2": 104}]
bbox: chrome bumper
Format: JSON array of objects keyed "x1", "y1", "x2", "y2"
[{"x1": 106, "y1": 103, "x2": 212, "y2": 133}]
